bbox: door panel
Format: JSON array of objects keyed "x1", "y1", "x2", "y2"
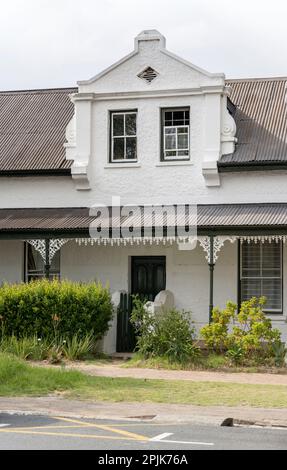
[{"x1": 131, "y1": 256, "x2": 166, "y2": 300}]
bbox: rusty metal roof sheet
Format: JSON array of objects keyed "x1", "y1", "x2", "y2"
[
  {"x1": 1, "y1": 204, "x2": 287, "y2": 236},
  {"x1": 0, "y1": 88, "x2": 76, "y2": 172},
  {"x1": 219, "y1": 77, "x2": 287, "y2": 168}
]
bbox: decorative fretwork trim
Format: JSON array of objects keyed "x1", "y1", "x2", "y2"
[
  {"x1": 76, "y1": 236, "x2": 195, "y2": 247},
  {"x1": 26, "y1": 239, "x2": 70, "y2": 263},
  {"x1": 26, "y1": 240, "x2": 46, "y2": 262},
  {"x1": 49, "y1": 239, "x2": 70, "y2": 263},
  {"x1": 198, "y1": 236, "x2": 237, "y2": 264}
]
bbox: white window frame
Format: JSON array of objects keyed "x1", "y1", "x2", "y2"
[
  {"x1": 111, "y1": 111, "x2": 137, "y2": 163},
  {"x1": 162, "y1": 108, "x2": 190, "y2": 161},
  {"x1": 240, "y1": 241, "x2": 283, "y2": 313},
  {"x1": 163, "y1": 125, "x2": 190, "y2": 160}
]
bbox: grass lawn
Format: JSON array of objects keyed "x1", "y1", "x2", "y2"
[
  {"x1": 1, "y1": 353, "x2": 287, "y2": 407},
  {"x1": 123, "y1": 353, "x2": 287, "y2": 374}
]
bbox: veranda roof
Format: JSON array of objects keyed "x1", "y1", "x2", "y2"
[{"x1": 1, "y1": 204, "x2": 287, "y2": 238}]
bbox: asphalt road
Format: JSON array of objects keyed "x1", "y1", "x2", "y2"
[{"x1": 0, "y1": 413, "x2": 287, "y2": 450}]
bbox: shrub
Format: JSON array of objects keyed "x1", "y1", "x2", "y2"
[
  {"x1": 200, "y1": 297, "x2": 282, "y2": 364},
  {"x1": 62, "y1": 332, "x2": 95, "y2": 360},
  {"x1": 272, "y1": 341, "x2": 287, "y2": 368},
  {"x1": 0, "y1": 335, "x2": 51, "y2": 360},
  {"x1": 130, "y1": 296, "x2": 200, "y2": 363},
  {"x1": 200, "y1": 301, "x2": 237, "y2": 353},
  {"x1": 0, "y1": 279, "x2": 113, "y2": 340}
]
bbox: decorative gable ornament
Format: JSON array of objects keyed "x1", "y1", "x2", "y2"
[{"x1": 137, "y1": 66, "x2": 158, "y2": 84}]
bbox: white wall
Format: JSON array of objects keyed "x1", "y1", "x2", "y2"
[
  {"x1": 1, "y1": 240, "x2": 286, "y2": 346},
  {"x1": 0, "y1": 241, "x2": 24, "y2": 284},
  {"x1": 60, "y1": 240, "x2": 237, "y2": 327}
]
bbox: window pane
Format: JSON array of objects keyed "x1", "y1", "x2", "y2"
[
  {"x1": 173, "y1": 111, "x2": 185, "y2": 125},
  {"x1": 241, "y1": 278, "x2": 261, "y2": 301},
  {"x1": 51, "y1": 251, "x2": 60, "y2": 271},
  {"x1": 113, "y1": 114, "x2": 124, "y2": 136},
  {"x1": 164, "y1": 112, "x2": 172, "y2": 125},
  {"x1": 262, "y1": 278, "x2": 282, "y2": 310},
  {"x1": 178, "y1": 150, "x2": 189, "y2": 156},
  {"x1": 177, "y1": 126, "x2": 188, "y2": 134},
  {"x1": 262, "y1": 243, "x2": 281, "y2": 277},
  {"x1": 178, "y1": 133, "x2": 188, "y2": 149},
  {"x1": 28, "y1": 245, "x2": 43, "y2": 272},
  {"x1": 27, "y1": 244, "x2": 60, "y2": 281},
  {"x1": 113, "y1": 138, "x2": 124, "y2": 159},
  {"x1": 165, "y1": 150, "x2": 176, "y2": 157},
  {"x1": 165, "y1": 133, "x2": 176, "y2": 150},
  {"x1": 241, "y1": 242, "x2": 261, "y2": 277},
  {"x1": 125, "y1": 114, "x2": 136, "y2": 136},
  {"x1": 241, "y1": 241, "x2": 282, "y2": 312},
  {"x1": 126, "y1": 137, "x2": 137, "y2": 159}
]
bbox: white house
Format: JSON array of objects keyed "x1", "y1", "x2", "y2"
[{"x1": 0, "y1": 30, "x2": 287, "y2": 352}]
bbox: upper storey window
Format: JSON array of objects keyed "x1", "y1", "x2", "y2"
[
  {"x1": 111, "y1": 111, "x2": 137, "y2": 162},
  {"x1": 162, "y1": 108, "x2": 190, "y2": 161}
]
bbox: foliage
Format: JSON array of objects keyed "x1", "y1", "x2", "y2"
[
  {"x1": 272, "y1": 341, "x2": 287, "y2": 368},
  {"x1": 0, "y1": 279, "x2": 113, "y2": 340},
  {"x1": 130, "y1": 296, "x2": 200, "y2": 363},
  {"x1": 225, "y1": 344, "x2": 244, "y2": 365},
  {"x1": 200, "y1": 301, "x2": 237, "y2": 353},
  {"x1": 0, "y1": 335, "x2": 51, "y2": 360},
  {"x1": 62, "y1": 332, "x2": 96, "y2": 360},
  {"x1": 0, "y1": 332, "x2": 97, "y2": 363},
  {"x1": 200, "y1": 297, "x2": 282, "y2": 364}
]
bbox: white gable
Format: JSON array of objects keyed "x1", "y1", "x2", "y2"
[{"x1": 78, "y1": 30, "x2": 225, "y2": 94}]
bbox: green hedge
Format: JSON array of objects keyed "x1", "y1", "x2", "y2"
[{"x1": 0, "y1": 279, "x2": 113, "y2": 339}]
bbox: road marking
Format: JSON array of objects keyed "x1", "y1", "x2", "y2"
[
  {"x1": 3, "y1": 424, "x2": 91, "y2": 431},
  {"x1": 0, "y1": 428, "x2": 147, "y2": 442},
  {"x1": 150, "y1": 432, "x2": 173, "y2": 441},
  {"x1": 54, "y1": 416, "x2": 148, "y2": 441},
  {"x1": 150, "y1": 432, "x2": 214, "y2": 446}
]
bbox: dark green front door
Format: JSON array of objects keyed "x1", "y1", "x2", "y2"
[{"x1": 131, "y1": 256, "x2": 166, "y2": 301}]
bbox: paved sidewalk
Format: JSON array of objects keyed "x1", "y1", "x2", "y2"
[
  {"x1": 1, "y1": 396, "x2": 287, "y2": 428},
  {"x1": 33, "y1": 361, "x2": 287, "y2": 386}
]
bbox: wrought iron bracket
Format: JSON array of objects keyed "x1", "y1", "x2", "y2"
[
  {"x1": 26, "y1": 239, "x2": 70, "y2": 263},
  {"x1": 198, "y1": 236, "x2": 237, "y2": 264}
]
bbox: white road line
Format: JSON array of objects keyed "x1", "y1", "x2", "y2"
[
  {"x1": 150, "y1": 433, "x2": 173, "y2": 441},
  {"x1": 0, "y1": 424, "x2": 10, "y2": 428},
  {"x1": 150, "y1": 432, "x2": 214, "y2": 446}
]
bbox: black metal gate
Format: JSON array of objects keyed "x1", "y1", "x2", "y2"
[{"x1": 116, "y1": 293, "x2": 136, "y2": 353}]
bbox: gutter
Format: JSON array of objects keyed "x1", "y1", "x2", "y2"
[
  {"x1": 0, "y1": 169, "x2": 71, "y2": 177},
  {"x1": 218, "y1": 162, "x2": 287, "y2": 173}
]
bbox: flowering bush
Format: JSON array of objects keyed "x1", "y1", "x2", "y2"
[{"x1": 200, "y1": 297, "x2": 282, "y2": 364}]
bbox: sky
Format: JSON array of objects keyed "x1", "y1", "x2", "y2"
[{"x1": 0, "y1": 0, "x2": 287, "y2": 90}]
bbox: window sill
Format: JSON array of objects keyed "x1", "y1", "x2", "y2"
[
  {"x1": 104, "y1": 162, "x2": 141, "y2": 169},
  {"x1": 266, "y1": 314, "x2": 286, "y2": 321},
  {"x1": 155, "y1": 160, "x2": 193, "y2": 167}
]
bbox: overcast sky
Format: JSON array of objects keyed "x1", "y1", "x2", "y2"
[{"x1": 1, "y1": 0, "x2": 286, "y2": 90}]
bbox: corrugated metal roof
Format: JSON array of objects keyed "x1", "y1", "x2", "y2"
[
  {"x1": 1, "y1": 204, "x2": 287, "y2": 235},
  {"x1": 0, "y1": 77, "x2": 286, "y2": 172},
  {"x1": 0, "y1": 88, "x2": 76, "y2": 172},
  {"x1": 220, "y1": 77, "x2": 287, "y2": 167}
]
